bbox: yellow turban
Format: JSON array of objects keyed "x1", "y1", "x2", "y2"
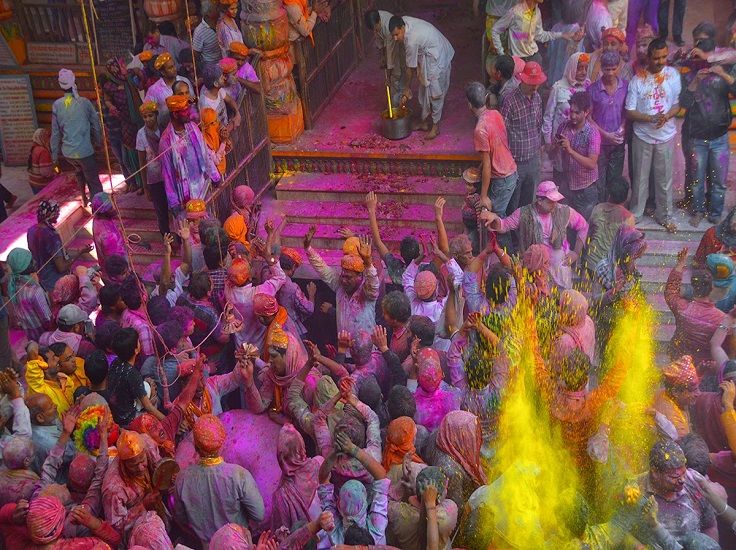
[
  {"x1": 117, "y1": 430, "x2": 145, "y2": 460},
  {"x1": 224, "y1": 213, "x2": 248, "y2": 246},
  {"x1": 165, "y1": 94, "x2": 191, "y2": 113},
  {"x1": 341, "y1": 254, "x2": 365, "y2": 273},
  {"x1": 139, "y1": 101, "x2": 158, "y2": 115},
  {"x1": 343, "y1": 237, "x2": 360, "y2": 256},
  {"x1": 185, "y1": 199, "x2": 207, "y2": 219},
  {"x1": 154, "y1": 51, "x2": 172, "y2": 71},
  {"x1": 228, "y1": 41, "x2": 250, "y2": 58},
  {"x1": 270, "y1": 323, "x2": 289, "y2": 349}
]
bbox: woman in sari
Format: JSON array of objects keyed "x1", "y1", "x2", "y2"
[
  {"x1": 542, "y1": 52, "x2": 591, "y2": 187},
  {"x1": 271, "y1": 423, "x2": 323, "y2": 531},
  {"x1": 27, "y1": 128, "x2": 54, "y2": 194},
  {"x1": 424, "y1": 410, "x2": 487, "y2": 508},
  {"x1": 551, "y1": 289, "x2": 596, "y2": 367},
  {"x1": 200, "y1": 107, "x2": 227, "y2": 177},
  {"x1": 413, "y1": 348, "x2": 461, "y2": 432},
  {"x1": 216, "y1": 0, "x2": 244, "y2": 57}
]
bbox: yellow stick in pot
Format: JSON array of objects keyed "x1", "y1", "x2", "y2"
[{"x1": 386, "y1": 85, "x2": 393, "y2": 119}]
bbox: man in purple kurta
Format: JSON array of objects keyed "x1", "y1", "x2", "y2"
[{"x1": 159, "y1": 95, "x2": 220, "y2": 219}]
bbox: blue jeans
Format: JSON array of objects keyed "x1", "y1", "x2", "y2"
[
  {"x1": 691, "y1": 134, "x2": 729, "y2": 218},
  {"x1": 489, "y1": 171, "x2": 518, "y2": 216}
]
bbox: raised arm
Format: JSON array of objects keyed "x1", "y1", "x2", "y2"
[
  {"x1": 711, "y1": 310, "x2": 735, "y2": 369},
  {"x1": 335, "y1": 432, "x2": 386, "y2": 480},
  {"x1": 306, "y1": 225, "x2": 339, "y2": 291},
  {"x1": 434, "y1": 197, "x2": 450, "y2": 256},
  {"x1": 366, "y1": 192, "x2": 390, "y2": 258},
  {"x1": 664, "y1": 248, "x2": 689, "y2": 315},
  {"x1": 358, "y1": 235, "x2": 380, "y2": 302}
]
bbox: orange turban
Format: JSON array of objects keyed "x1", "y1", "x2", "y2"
[
  {"x1": 281, "y1": 247, "x2": 302, "y2": 267},
  {"x1": 194, "y1": 414, "x2": 227, "y2": 454},
  {"x1": 341, "y1": 254, "x2": 365, "y2": 273},
  {"x1": 269, "y1": 323, "x2": 289, "y2": 349},
  {"x1": 220, "y1": 57, "x2": 238, "y2": 73},
  {"x1": 228, "y1": 257, "x2": 251, "y2": 286},
  {"x1": 154, "y1": 51, "x2": 173, "y2": 70},
  {"x1": 139, "y1": 50, "x2": 153, "y2": 62},
  {"x1": 253, "y1": 293, "x2": 279, "y2": 317},
  {"x1": 185, "y1": 198, "x2": 208, "y2": 219},
  {"x1": 602, "y1": 27, "x2": 626, "y2": 44},
  {"x1": 343, "y1": 236, "x2": 360, "y2": 255},
  {"x1": 166, "y1": 94, "x2": 191, "y2": 113},
  {"x1": 224, "y1": 213, "x2": 248, "y2": 246},
  {"x1": 139, "y1": 101, "x2": 158, "y2": 115},
  {"x1": 117, "y1": 429, "x2": 145, "y2": 460},
  {"x1": 229, "y1": 41, "x2": 250, "y2": 57},
  {"x1": 382, "y1": 416, "x2": 424, "y2": 471},
  {"x1": 415, "y1": 270, "x2": 437, "y2": 300},
  {"x1": 663, "y1": 356, "x2": 699, "y2": 391},
  {"x1": 579, "y1": 53, "x2": 590, "y2": 64}
]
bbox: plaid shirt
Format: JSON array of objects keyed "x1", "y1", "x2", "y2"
[
  {"x1": 13, "y1": 283, "x2": 51, "y2": 340},
  {"x1": 501, "y1": 87, "x2": 543, "y2": 163},
  {"x1": 207, "y1": 268, "x2": 227, "y2": 311},
  {"x1": 559, "y1": 120, "x2": 601, "y2": 191},
  {"x1": 122, "y1": 308, "x2": 155, "y2": 357}
]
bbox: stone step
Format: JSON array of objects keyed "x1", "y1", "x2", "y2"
[
  {"x1": 275, "y1": 172, "x2": 467, "y2": 207},
  {"x1": 113, "y1": 192, "x2": 158, "y2": 220},
  {"x1": 262, "y1": 199, "x2": 465, "y2": 232},
  {"x1": 636, "y1": 212, "x2": 711, "y2": 242},
  {"x1": 647, "y1": 293, "x2": 674, "y2": 325},
  {"x1": 638, "y1": 238, "x2": 697, "y2": 267},
  {"x1": 279, "y1": 222, "x2": 439, "y2": 250}
]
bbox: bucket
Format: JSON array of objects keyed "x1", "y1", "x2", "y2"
[
  {"x1": 379, "y1": 107, "x2": 412, "y2": 140},
  {"x1": 268, "y1": 99, "x2": 304, "y2": 143}
]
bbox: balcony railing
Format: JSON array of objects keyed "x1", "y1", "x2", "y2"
[{"x1": 14, "y1": 0, "x2": 85, "y2": 44}]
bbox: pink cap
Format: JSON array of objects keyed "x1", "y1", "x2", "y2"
[{"x1": 536, "y1": 181, "x2": 565, "y2": 202}]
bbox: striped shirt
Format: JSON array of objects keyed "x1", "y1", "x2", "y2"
[
  {"x1": 192, "y1": 20, "x2": 222, "y2": 66},
  {"x1": 121, "y1": 308, "x2": 155, "y2": 358},
  {"x1": 13, "y1": 283, "x2": 52, "y2": 341}
]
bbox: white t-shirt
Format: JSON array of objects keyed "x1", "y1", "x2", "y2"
[
  {"x1": 199, "y1": 87, "x2": 228, "y2": 126},
  {"x1": 135, "y1": 126, "x2": 162, "y2": 184},
  {"x1": 624, "y1": 65, "x2": 682, "y2": 144}
]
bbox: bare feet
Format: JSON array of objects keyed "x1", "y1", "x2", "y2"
[{"x1": 425, "y1": 123, "x2": 440, "y2": 140}]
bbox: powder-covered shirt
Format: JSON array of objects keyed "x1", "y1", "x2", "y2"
[
  {"x1": 135, "y1": 126, "x2": 162, "y2": 184},
  {"x1": 491, "y1": 3, "x2": 563, "y2": 58},
  {"x1": 51, "y1": 93, "x2": 101, "y2": 162},
  {"x1": 501, "y1": 87, "x2": 543, "y2": 163},
  {"x1": 307, "y1": 247, "x2": 380, "y2": 335},
  {"x1": 625, "y1": 66, "x2": 681, "y2": 144},
  {"x1": 473, "y1": 108, "x2": 517, "y2": 179},
  {"x1": 589, "y1": 77, "x2": 628, "y2": 139},
  {"x1": 559, "y1": 120, "x2": 601, "y2": 191}
]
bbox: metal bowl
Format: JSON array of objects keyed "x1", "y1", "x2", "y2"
[{"x1": 379, "y1": 107, "x2": 412, "y2": 140}]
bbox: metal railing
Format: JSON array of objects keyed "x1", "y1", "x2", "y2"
[
  {"x1": 206, "y1": 85, "x2": 272, "y2": 223},
  {"x1": 293, "y1": 0, "x2": 359, "y2": 129}
]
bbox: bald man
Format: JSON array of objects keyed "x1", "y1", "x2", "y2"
[{"x1": 27, "y1": 393, "x2": 74, "y2": 473}]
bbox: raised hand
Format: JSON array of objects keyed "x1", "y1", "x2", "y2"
[
  {"x1": 366, "y1": 191, "x2": 378, "y2": 213},
  {"x1": 676, "y1": 247, "x2": 689, "y2": 268},
  {"x1": 304, "y1": 224, "x2": 317, "y2": 250},
  {"x1": 61, "y1": 408, "x2": 79, "y2": 435},
  {"x1": 304, "y1": 340, "x2": 322, "y2": 363},
  {"x1": 720, "y1": 380, "x2": 736, "y2": 411},
  {"x1": 358, "y1": 235, "x2": 372, "y2": 264},
  {"x1": 434, "y1": 196, "x2": 445, "y2": 218},
  {"x1": 337, "y1": 226, "x2": 355, "y2": 239},
  {"x1": 163, "y1": 233, "x2": 174, "y2": 255},
  {"x1": 337, "y1": 330, "x2": 353, "y2": 354},
  {"x1": 335, "y1": 431, "x2": 358, "y2": 456},
  {"x1": 306, "y1": 281, "x2": 317, "y2": 300},
  {"x1": 371, "y1": 325, "x2": 389, "y2": 352}
]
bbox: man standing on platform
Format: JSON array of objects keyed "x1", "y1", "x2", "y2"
[
  {"x1": 51, "y1": 69, "x2": 103, "y2": 200},
  {"x1": 390, "y1": 15, "x2": 454, "y2": 140},
  {"x1": 364, "y1": 9, "x2": 405, "y2": 105}
]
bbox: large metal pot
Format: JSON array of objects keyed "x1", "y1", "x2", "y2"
[{"x1": 380, "y1": 107, "x2": 412, "y2": 140}]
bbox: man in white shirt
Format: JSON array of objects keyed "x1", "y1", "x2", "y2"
[
  {"x1": 491, "y1": 0, "x2": 582, "y2": 63},
  {"x1": 625, "y1": 38, "x2": 681, "y2": 232},
  {"x1": 390, "y1": 15, "x2": 454, "y2": 140},
  {"x1": 364, "y1": 9, "x2": 405, "y2": 105}
]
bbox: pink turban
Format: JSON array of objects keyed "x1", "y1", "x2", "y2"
[
  {"x1": 129, "y1": 511, "x2": 174, "y2": 550},
  {"x1": 27, "y1": 496, "x2": 65, "y2": 544},
  {"x1": 68, "y1": 454, "x2": 96, "y2": 494},
  {"x1": 232, "y1": 185, "x2": 255, "y2": 209},
  {"x1": 415, "y1": 270, "x2": 438, "y2": 300},
  {"x1": 559, "y1": 289, "x2": 588, "y2": 328},
  {"x1": 417, "y1": 348, "x2": 443, "y2": 393},
  {"x1": 52, "y1": 274, "x2": 80, "y2": 306},
  {"x1": 253, "y1": 293, "x2": 279, "y2": 317},
  {"x1": 211, "y1": 523, "x2": 253, "y2": 548},
  {"x1": 522, "y1": 244, "x2": 550, "y2": 273},
  {"x1": 663, "y1": 356, "x2": 699, "y2": 391}
]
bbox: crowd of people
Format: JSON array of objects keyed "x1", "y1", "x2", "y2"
[{"x1": 4, "y1": 0, "x2": 736, "y2": 549}]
